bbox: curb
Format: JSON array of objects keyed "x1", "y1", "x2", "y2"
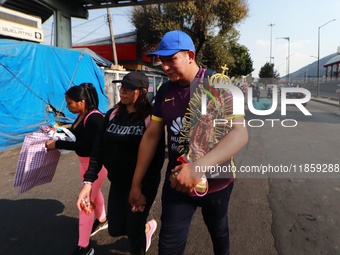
[{"x1": 311, "y1": 98, "x2": 339, "y2": 107}]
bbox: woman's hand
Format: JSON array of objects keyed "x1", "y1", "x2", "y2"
[
  {"x1": 76, "y1": 184, "x2": 92, "y2": 212},
  {"x1": 45, "y1": 140, "x2": 56, "y2": 150},
  {"x1": 129, "y1": 184, "x2": 146, "y2": 212}
]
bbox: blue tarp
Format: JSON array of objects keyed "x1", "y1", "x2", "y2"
[{"x1": 0, "y1": 39, "x2": 108, "y2": 151}]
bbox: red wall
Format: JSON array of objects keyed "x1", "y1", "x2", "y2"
[{"x1": 73, "y1": 43, "x2": 152, "y2": 63}]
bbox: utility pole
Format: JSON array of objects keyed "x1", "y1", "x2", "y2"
[{"x1": 106, "y1": 8, "x2": 119, "y2": 69}]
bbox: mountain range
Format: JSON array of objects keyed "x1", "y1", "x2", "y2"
[{"x1": 286, "y1": 52, "x2": 338, "y2": 80}]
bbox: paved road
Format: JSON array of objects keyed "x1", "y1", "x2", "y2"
[
  {"x1": 0, "y1": 146, "x2": 275, "y2": 255},
  {"x1": 268, "y1": 100, "x2": 340, "y2": 255},
  {"x1": 243, "y1": 97, "x2": 340, "y2": 255},
  {"x1": 1, "y1": 98, "x2": 339, "y2": 255}
]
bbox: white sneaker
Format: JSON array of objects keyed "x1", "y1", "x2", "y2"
[
  {"x1": 90, "y1": 219, "x2": 108, "y2": 237},
  {"x1": 145, "y1": 219, "x2": 157, "y2": 252}
]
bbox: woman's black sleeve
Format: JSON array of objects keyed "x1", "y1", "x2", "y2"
[{"x1": 83, "y1": 109, "x2": 112, "y2": 182}]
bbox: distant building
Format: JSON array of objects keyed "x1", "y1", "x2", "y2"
[
  {"x1": 323, "y1": 46, "x2": 340, "y2": 81},
  {"x1": 72, "y1": 32, "x2": 168, "y2": 106},
  {"x1": 72, "y1": 31, "x2": 161, "y2": 72}
]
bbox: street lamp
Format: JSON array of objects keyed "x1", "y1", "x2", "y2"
[
  {"x1": 277, "y1": 37, "x2": 290, "y2": 84},
  {"x1": 317, "y1": 19, "x2": 336, "y2": 97},
  {"x1": 268, "y1": 23, "x2": 275, "y2": 64},
  {"x1": 277, "y1": 63, "x2": 284, "y2": 76},
  {"x1": 267, "y1": 56, "x2": 274, "y2": 64},
  {"x1": 307, "y1": 56, "x2": 318, "y2": 84}
]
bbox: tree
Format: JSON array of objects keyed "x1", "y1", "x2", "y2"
[
  {"x1": 228, "y1": 42, "x2": 254, "y2": 77},
  {"x1": 131, "y1": 0, "x2": 253, "y2": 76},
  {"x1": 258, "y1": 62, "x2": 280, "y2": 85},
  {"x1": 198, "y1": 34, "x2": 233, "y2": 72}
]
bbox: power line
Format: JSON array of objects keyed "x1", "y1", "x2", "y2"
[
  {"x1": 72, "y1": 13, "x2": 127, "y2": 28},
  {"x1": 74, "y1": 23, "x2": 107, "y2": 43},
  {"x1": 43, "y1": 13, "x2": 127, "y2": 40},
  {"x1": 72, "y1": 14, "x2": 106, "y2": 28}
]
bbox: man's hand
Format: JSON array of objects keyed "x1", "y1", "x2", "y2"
[{"x1": 170, "y1": 163, "x2": 201, "y2": 194}]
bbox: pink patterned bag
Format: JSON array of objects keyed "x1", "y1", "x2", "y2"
[{"x1": 14, "y1": 132, "x2": 60, "y2": 194}]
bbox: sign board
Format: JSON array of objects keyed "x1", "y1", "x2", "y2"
[{"x1": 0, "y1": 19, "x2": 44, "y2": 43}]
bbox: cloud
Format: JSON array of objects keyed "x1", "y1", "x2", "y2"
[
  {"x1": 257, "y1": 39, "x2": 270, "y2": 47},
  {"x1": 291, "y1": 40, "x2": 311, "y2": 49}
]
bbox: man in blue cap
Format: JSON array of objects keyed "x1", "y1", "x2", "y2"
[{"x1": 129, "y1": 30, "x2": 248, "y2": 255}]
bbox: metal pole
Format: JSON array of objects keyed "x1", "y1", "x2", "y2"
[
  {"x1": 287, "y1": 37, "x2": 290, "y2": 84},
  {"x1": 317, "y1": 27, "x2": 320, "y2": 97},
  {"x1": 338, "y1": 85, "x2": 340, "y2": 115},
  {"x1": 277, "y1": 37, "x2": 290, "y2": 84},
  {"x1": 50, "y1": 21, "x2": 54, "y2": 46},
  {"x1": 269, "y1": 23, "x2": 275, "y2": 64},
  {"x1": 317, "y1": 19, "x2": 336, "y2": 98}
]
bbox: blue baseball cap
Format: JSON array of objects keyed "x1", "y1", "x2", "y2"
[{"x1": 147, "y1": 30, "x2": 195, "y2": 57}]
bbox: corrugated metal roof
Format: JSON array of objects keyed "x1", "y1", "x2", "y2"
[
  {"x1": 324, "y1": 54, "x2": 340, "y2": 66},
  {"x1": 73, "y1": 31, "x2": 137, "y2": 46}
]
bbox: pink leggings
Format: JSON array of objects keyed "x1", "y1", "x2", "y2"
[{"x1": 78, "y1": 156, "x2": 107, "y2": 248}]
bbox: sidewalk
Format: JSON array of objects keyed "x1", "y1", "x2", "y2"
[{"x1": 310, "y1": 96, "x2": 339, "y2": 107}]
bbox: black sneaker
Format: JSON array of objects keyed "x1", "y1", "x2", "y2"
[
  {"x1": 90, "y1": 218, "x2": 108, "y2": 237},
  {"x1": 72, "y1": 245, "x2": 94, "y2": 255}
]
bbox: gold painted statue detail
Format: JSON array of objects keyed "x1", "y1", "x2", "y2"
[{"x1": 179, "y1": 65, "x2": 234, "y2": 162}]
